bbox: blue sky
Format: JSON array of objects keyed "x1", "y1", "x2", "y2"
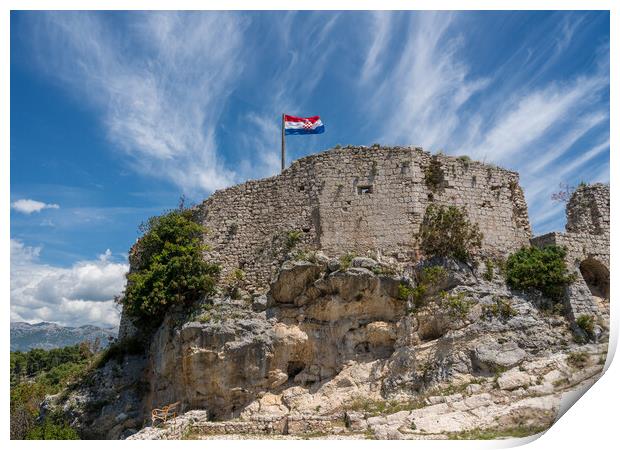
[{"x1": 10, "y1": 11, "x2": 609, "y2": 327}]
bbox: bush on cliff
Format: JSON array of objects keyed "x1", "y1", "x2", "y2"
[
  {"x1": 418, "y1": 204, "x2": 483, "y2": 262},
  {"x1": 505, "y1": 245, "x2": 574, "y2": 301},
  {"x1": 120, "y1": 209, "x2": 220, "y2": 327}
]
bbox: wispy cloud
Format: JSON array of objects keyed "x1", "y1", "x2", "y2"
[
  {"x1": 10, "y1": 239, "x2": 128, "y2": 328},
  {"x1": 470, "y1": 74, "x2": 607, "y2": 167},
  {"x1": 364, "y1": 12, "x2": 489, "y2": 150},
  {"x1": 11, "y1": 199, "x2": 60, "y2": 214},
  {"x1": 359, "y1": 12, "x2": 392, "y2": 84},
  {"x1": 357, "y1": 11, "x2": 608, "y2": 233},
  {"x1": 32, "y1": 12, "x2": 247, "y2": 195},
  {"x1": 23, "y1": 11, "x2": 608, "y2": 235}
]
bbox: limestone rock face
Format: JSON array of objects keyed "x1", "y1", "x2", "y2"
[
  {"x1": 54, "y1": 253, "x2": 606, "y2": 440},
  {"x1": 47, "y1": 150, "x2": 608, "y2": 440}
]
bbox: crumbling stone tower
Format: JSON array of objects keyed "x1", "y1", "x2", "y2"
[{"x1": 532, "y1": 184, "x2": 610, "y2": 325}]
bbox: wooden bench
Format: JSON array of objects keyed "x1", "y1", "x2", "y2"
[{"x1": 151, "y1": 401, "x2": 181, "y2": 426}]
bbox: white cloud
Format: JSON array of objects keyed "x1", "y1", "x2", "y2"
[
  {"x1": 33, "y1": 12, "x2": 247, "y2": 195},
  {"x1": 360, "y1": 12, "x2": 392, "y2": 84},
  {"x1": 360, "y1": 12, "x2": 608, "y2": 233},
  {"x1": 11, "y1": 199, "x2": 60, "y2": 214},
  {"x1": 237, "y1": 113, "x2": 282, "y2": 179},
  {"x1": 365, "y1": 12, "x2": 489, "y2": 150},
  {"x1": 10, "y1": 239, "x2": 128, "y2": 328},
  {"x1": 469, "y1": 74, "x2": 607, "y2": 166}
]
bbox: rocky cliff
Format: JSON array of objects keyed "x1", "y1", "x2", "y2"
[{"x1": 47, "y1": 147, "x2": 610, "y2": 440}]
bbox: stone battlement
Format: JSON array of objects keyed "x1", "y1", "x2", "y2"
[{"x1": 197, "y1": 145, "x2": 532, "y2": 293}]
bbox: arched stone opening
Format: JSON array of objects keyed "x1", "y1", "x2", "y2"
[{"x1": 579, "y1": 258, "x2": 609, "y2": 300}]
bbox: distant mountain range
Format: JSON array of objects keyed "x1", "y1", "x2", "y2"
[{"x1": 10, "y1": 321, "x2": 118, "y2": 352}]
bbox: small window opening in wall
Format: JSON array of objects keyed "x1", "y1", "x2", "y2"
[
  {"x1": 299, "y1": 185, "x2": 305, "y2": 192},
  {"x1": 357, "y1": 185, "x2": 373, "y2": 195}
]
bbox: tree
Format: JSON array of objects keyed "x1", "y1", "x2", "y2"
[
  {"x1": 120, "y1": 208, "x2": 220, "y2": 327},
  {"x1": 550, "y1": 182, "x2": 575, "y2": 203}
]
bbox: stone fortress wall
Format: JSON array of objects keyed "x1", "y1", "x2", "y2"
[
  {"x1": 197, "y1": 146, "x2": 532, "y2": 293},
  {"x1": 531, "y1": 184, "x2": 610, "y2": 321}
]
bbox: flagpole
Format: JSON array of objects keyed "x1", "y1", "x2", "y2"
[{"x1": 281, "y1": 113, "x2": 286, "y2": 172}]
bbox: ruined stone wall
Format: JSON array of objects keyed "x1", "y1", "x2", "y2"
[
  {"x1": 197, "y1": 146, "x2": 532, "y2": 293},
  {"x1": 531, "y1": 183, "x2": 610, "y2": 321},
  {"x1": 566, "y1": 183, "x2": 610, "y2": 236}
]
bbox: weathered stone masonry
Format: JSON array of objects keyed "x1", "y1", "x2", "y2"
[
  {"x1": 532, "y1": 184, "x2": 610, "y2": 321},
  {"x1": 197, "y1": 146, "x2": 532, "y2": 293}
]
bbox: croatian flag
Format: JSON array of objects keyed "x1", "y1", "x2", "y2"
[{"x1": 284, "y1": 115, "x2": 325, "y2": 135}]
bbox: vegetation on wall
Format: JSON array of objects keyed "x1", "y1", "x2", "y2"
[
  {"x1": 119, "y1": 208, "x2": 220, "y2": 327},
  {"x1": 285, "y1": 229, "x2": 303, "y2": 250},
  {"x1": 505, "y1": 245, "x2": 574, "y2": 301},
  {"x1": 424, "y1": 156, "x2": 444, "y2": 191},
  {"x1": 418, "y1": 204, "x2": 483, "y2": 262},
  {"x1": 576, "y1": 314, "x2": 595, "y2": 338}
]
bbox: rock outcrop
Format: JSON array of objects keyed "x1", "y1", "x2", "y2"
[{"x1": 48, "y1": 148, "x2": 610, "y2": 440}]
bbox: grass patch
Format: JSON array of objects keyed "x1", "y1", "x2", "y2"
[
  {"x1": 447, "y1": 424, "x2": 549, "y2": 440},
  {"x1": 567, "y1": 351, "x2": 589, "y2": 369},
  {"x1": 345, "y1": 396, "x2": 426, "y2": 416},
  {"x1": 482, "y1": 297, "x2": 517, "y2": 322},
  {"x1": 223, "y1": 268, "x2": 245, "y2": 299},
  {"x1": 293, "y1": 250, "x2": 319, "y2": 263},
  {"x1": 576, "y1": 314, "x2": 595, "y2": 338}
]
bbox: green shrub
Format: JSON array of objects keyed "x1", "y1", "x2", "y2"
[
  {"x1": 120, "y1": 209, "x2": 220, "y2": 327},
  {"x1": 10, "y1": 344, "x2": 95, "y2": 439},
  {"x1": 576, "y1": 314, "x2": 595, "y2": 337},
  {"x1": 482, "y1": 297, "x2": 516, "y2": 322},
  {"x1": 483, "y1": 260, "x2": 494, "y2": 281},
  {"x1": 439, "y1": 291, "x2": 473, "y2": 319},
  {"x1": 285, "y1": 230, "x2": 303, "y2": 250},
  {"x1": 505, "y1": 245, "x2": 574, "y2": 300},
  {"x1": 339, "y1": 252, "x2": 357, "y2": 270},
  {"x1": 418, "y1": 205, "x2": 483, "y2": 262},
  {"x1": 401, "y1": 266, "x2": 447, "y2": 312},
  {"x1": 11, "y1": 343, "x2": 94, "y2": 386},
  {"x1": 424, "y1": 156, "x2": 444, "y2": 191},
  {"x1": 398, "y1": 283, "x2": 414, "y2": 301},
  {"x1": 419, "y1": 265, "x2": 447, "y2": 285}
]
